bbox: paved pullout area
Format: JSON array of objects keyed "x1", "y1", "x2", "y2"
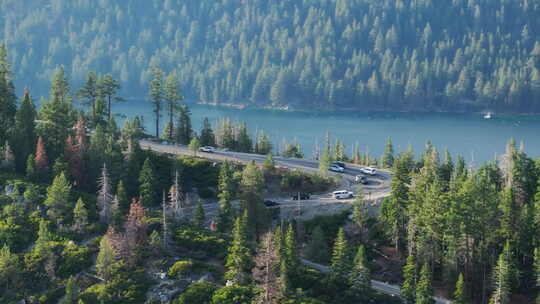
[{"x1": 140, "y1": 140, "x2": 392, "y2": 219}]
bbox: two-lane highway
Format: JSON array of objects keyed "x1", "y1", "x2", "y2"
[{"x1": 140, "y1": 140, "x2": 392, "y2": 200}]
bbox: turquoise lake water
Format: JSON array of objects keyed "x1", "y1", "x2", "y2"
[{"x1": 115, "y1": 101, "x2": 540, "y2": 165}]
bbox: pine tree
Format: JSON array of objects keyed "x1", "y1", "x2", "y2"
[
  {"x1": 225, "y1": 215, "x2": 252, "y2": 285},
  {"x1": 319, "y1": 133, "x2": 332, "y2": 174},
  {"x1": 402, "y1": 254, "x2": 417, "y2": 303},
  {"x1": 240, "y1": 161, "x2": 267, "y2": 237},
  {"x1": 139, "y1": 158, "x2": 158, "y2": 207},
  {"x1": 73, "y1": 198, "x2": 89, "y2": 234},
  {"x1": 38, "y1": 66, "x2": 74, "y2": 160},
  {"x1": 169, "y1": 171, "x2": 185, "y2": 219},
  {"x1": 490, "y1": 251, "x2": 511, "y2": 304},
  {"x1": 35, "y1": 137, "x2": 49, "y2": 180},
  {"x1": 252, "y1": 231, "x2": 282, "y2": 304},
  {"x1": 161, "y1": 192, "x2": 170, "y2": 250},
  {"x1": 122, "y1": 199, "x2": 148, "y2": 264},
  {"x1": 77, "y1": 72, "x2": 99, "y2": 123},
  {"x1": 330, "y1": 228, "x2": 350, "y2": 280},
  {"x1": 14, "y1": 89, "x2": 36, "y2": 172},
  {"x1": 283, "y1": 224, "x2": 300, "y2": 278},
  {"x1": 116, "y1": 181, "x2": 129, "y2": 216},
  {"x1": 199, "y1": 117, "x2": 216, "y2": 147},
  {"x1": 188, "y1": 137, "x2": 201, "y2": 156},
  {"x1": 97, "y1": 74, "x2": 122, "y2": 121},
  {"x1": 236, "y1": 122, "x2": 252, "y2": 153},
  {"x1": 381, "y1": 137, "x2": 395, "y2": 168},
  {"x1": 176, "y1": 105, "x2": 193, "y2": 145},
  {"x1": 44, "y1": 172, "x2": 72, "y2": 225},
  {"x1": 255, "y1": 131, "x2": 272, "y2": 155},
  {"x1": 149, "y1": 67, "x2": 164, "y2": 138},
  {"x1": 164, "y1": 71, "x2": 183, "y2": 141},
  {"x1": 63, "y1": 276, "x2": 79, "y2": 304},
  {"x1": 454, "y1": 273, "x2": 467, "y2": 304},
  {"x1": 217, "y1": 162, "x2": 235, "y2": 232},
  {"x1": 96, "y1": 234, "x2": 117, "y2": 282},
  {"x1": 352, "y1": 185, "x2": 368, "y2": 240},
  {"x1": 416, "y1": 263, "x2": 435, "y2": 304},
  {"x1": 0, "y1": 44, "x2": 16, "y2": 146},
  {"x1": 349, "y1": 245, "x2": 371, "y2": 293},
  {"x1": 26, "y1": 154, "x2": 36, "y2": 181},
  {"x1": 98, "y1": 164, "x2": 114, "y2": 225},
  {"x1": 534, "y1": 248, "x2": 540, "y2": 298},
  {"x1": 0, "y1": 244, "x2": 18, "y2": 290},
  {"x1": 305, "y1": 226, "x2": 330, "y2": 264},
  {"x1": 194, "y1": 199, "x2": 206, "y2": 228},
  {"x1": 263, "y1": 153, "x2": 275, "y2": 172}
]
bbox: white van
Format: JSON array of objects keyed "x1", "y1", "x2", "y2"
[
  {"x1": 333, "y1": 190, "x2": 354, "y2": 199},
  {"x1": 360, "y1": 167, "x2": 377, "y2": 175}
]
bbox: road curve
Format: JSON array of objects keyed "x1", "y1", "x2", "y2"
[
  {"x1": 140, "y1": 140, "x2": 392, "y2": 200},
  {"x1": 301, "y1": 259, "x2": 452, "y2": 304}
]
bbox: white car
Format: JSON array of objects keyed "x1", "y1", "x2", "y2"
[
  {"x1": 360, "y1": 167, "x2": 377, "y2": 175},
  {"x1": 333, "y1": 190, "x2": 354, "y2": 199},
  {"x1": 199, "y1": 146, "x2": 216, "y2": 153},
  {"x1": 329, "y1": 164, "x2": 345, "y2": 173}
]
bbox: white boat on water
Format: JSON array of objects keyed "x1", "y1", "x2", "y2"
[{"x1": 483, "y1": 112, "x2": 492, "y2": 119}]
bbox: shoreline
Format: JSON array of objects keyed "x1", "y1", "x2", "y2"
[{"x1": 195, "y1": 101, "x2": 540, "y2": 119}]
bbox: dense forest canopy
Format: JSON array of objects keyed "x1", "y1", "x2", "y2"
[{"x1": 1, "y1": 0, "x2": 540, "y2": 112}]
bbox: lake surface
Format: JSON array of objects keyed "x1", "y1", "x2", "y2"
[{"x1": 115, "y1": 101, "x2": 540, "y2": 165}]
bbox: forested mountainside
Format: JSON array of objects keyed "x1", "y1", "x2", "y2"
[{"x1": 1, "y1": 0, "x2": 540, "y2": 112}]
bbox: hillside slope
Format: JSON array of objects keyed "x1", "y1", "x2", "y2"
[{"x1": 1, "y1": 0, "x2": 540, "y2": 112}]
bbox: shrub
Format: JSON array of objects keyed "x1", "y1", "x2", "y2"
[
  {"x1": 174, "y1": 225, "x2": 227, "y2": 258},
  {"x1": 168, "y1": 260, "x2": 194, "y2": 278},
  {"x1": 211, "y1": 285, "x2": 253, "y2": 304},
  {"x1": 175, "y1": 281, "x2": 217, "y2": 304}
]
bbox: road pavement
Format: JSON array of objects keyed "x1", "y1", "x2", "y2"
[
  {"x1": 301, "y1": 259, "x2": 452, "y2": 304},
  {"x1": 140, "y1": 140, "x2": 392, "y2": 201}
]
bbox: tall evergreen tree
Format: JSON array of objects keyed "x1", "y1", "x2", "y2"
[
  {"x1": 416, "y1": 263, "x2": 435, "y2": 304},
  {"x1": 349, "y1": 245, "x2": 371, "y2": 293},
  {"x1": 98, "y1": 74, "x2": 122, "y2": 120},
  {"x1": 454, "y1": 273, "x2": 467, "y2": 304},
  {"x1": 0, "y1": 44, "x2": 16, "y2": 145},
  {"x1": 44, "y1": 172, "x2": 72, "y2": 226},
  {"x1": 73, "y1": 198, "x2": 89, "y2": 234},
  {"x1": 77, "y1": 72, "x2": 99, "y2": 123},
  {"x1": 96, "y1": 233, "x2": 117, "y2": 282},
  {"x1": 13, "y1": 89, "x2": 36, "y2": 172},
  {"x1": 199, "y1": 117, "x2": 216, "y2": 147},
  {"x1": 490, "y1": 250, "x2": 511, "y2": 304},
  {"x1": 402, "y1": 254, "x2": 417, "y2": 303},
  {"x1": 225, "y1": 215, "x2": 252, "y2": 285},
  {"x1": 164, "y1": 71, "x2": 183, "y2": 141},
  {"x1": 176, "y1": 105, "x2": 193, "y2": 145},
  {"x1": 381, "y1": 137, "x2": 395, "y2": 168},
  {"x1": 149, "y1": 67, "x2": 164, "y2": 138},
  {"x1": 193, "y1": 199, "x2": 206, "y2": 228},
  {"x1": 330, "y1": 228, "x2": 350, "y2": 280},
  {"x1": 138, "y1": 158, "x2": 158, "y2": 207},
  {"x1": 305, "y1": 226, "x2": 330, "y2": 264}
]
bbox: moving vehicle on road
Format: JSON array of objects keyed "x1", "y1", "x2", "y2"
[
  {"x1": 355, "y1": 175, "x2": 368, "y2": 184},
  {"x1": 291, "y1": 193, "x2": 310, "y2": 200},
  {"x1": 332, "y1": 161, "x2": 346, "y2": 168},
  {"x1": 329, "y1": 164, "x2": 345, "y2": 172},
  {"x1": 360, "y1": 167, "x2": 377, "y2": 175},
  {"x1": 263, "y1": 200, "x2": 279, "y2": 207},
  {"x1": 333, "y1": 190, "x2": 354, "y2": 199},
  {"x1": 199, "y1": 146, "x2": 216, "y2": 153}
]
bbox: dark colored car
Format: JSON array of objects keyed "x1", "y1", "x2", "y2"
[
  {"x1": 291, "y1": 193, "x2": 310, "y2": 200},
  {"x1": 332, "y1": 161, "x2": 346, "y2": 168},
  {"x1": 263, "y1": 200, "x2": 279, "y2": 207}
]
